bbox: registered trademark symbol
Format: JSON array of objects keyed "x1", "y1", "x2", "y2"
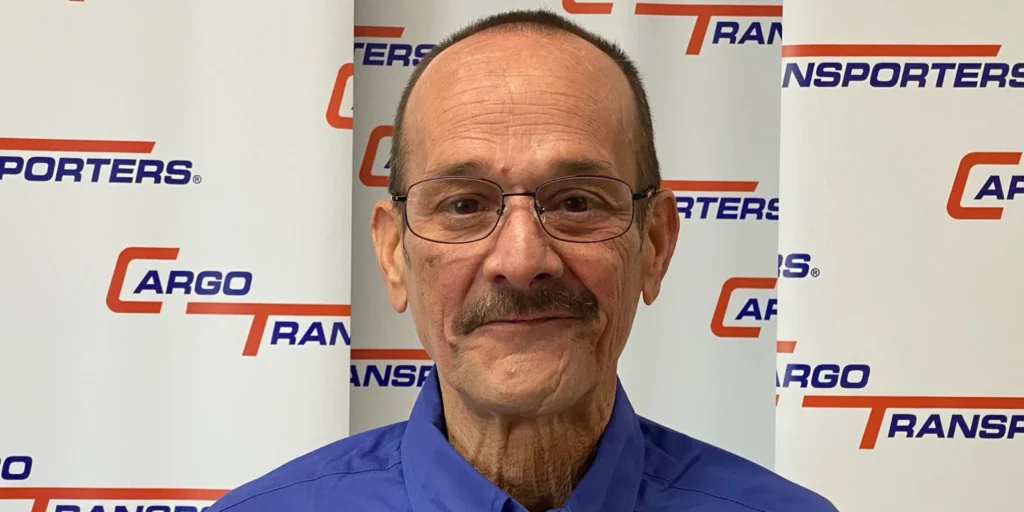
[
  {"x1": 810, "y1": 268, "x2": 820, "y2": 278},
  {"x1": 192, "y1": 175, "x2": 203, "y2": 184}
]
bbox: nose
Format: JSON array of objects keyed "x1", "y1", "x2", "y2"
[{"x1": 482, "y1": 196, "x2": 565, "y2": 291}]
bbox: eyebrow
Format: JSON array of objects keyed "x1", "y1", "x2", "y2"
[{"x1": 424, "y1": 158, "x2": 618, "y2": 180}]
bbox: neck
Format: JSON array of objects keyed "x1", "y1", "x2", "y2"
[{"x1": 441, "y1": 378, "x2": 617, "y2": 512}]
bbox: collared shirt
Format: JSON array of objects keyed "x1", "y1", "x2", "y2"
[{"x1": 210, "y1": 368, "x2": 837, "y2": 511}]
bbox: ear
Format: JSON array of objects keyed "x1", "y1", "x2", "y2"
[
  {"x1": 641, "y1": 189, "x2": 680, "y2": 305},
  {"x1": 371, "y1": 199, "x2": 408, "y2": 313}
]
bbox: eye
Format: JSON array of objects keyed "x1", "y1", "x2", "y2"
[
  {"x1": 443, "y1": 197, "x2": 483, "y2": 215},
  {"x1": 562, "y1": 195, "x2": 590, "y2": 212}
]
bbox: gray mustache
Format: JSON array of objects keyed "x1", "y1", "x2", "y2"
[{"x1": 453, "y1": 284, "x2": 599, "y2": 335}]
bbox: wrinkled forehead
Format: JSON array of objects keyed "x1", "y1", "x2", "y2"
[{"x1": 403, "y1": 29, "x2": 638, "y2": 189}]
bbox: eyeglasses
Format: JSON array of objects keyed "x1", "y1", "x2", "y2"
[{"x1": 391, "y1": 175, "x2": 656, "y2": 244}]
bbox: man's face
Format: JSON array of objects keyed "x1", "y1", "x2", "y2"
[{"x1": 371, "y1": 30, "x2": 678, "y2": 417}]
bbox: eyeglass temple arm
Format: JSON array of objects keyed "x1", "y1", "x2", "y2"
[{"x1": 632, "y1": 188, "x2": 657, "y2": 200}]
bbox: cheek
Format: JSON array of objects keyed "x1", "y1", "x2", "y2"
[
  {"x1": 562, "y1": 242, "x2": 638, "y2": 314},
  {"x1": 408, "y1": 244, "x2": 482, "y2": 339}
]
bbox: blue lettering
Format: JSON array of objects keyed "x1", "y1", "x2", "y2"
[
  {"x1": 271, "y1": 321, "x2": 349, "y2": 346},
  {"x1": 0, "y1": 455, "x2": 32, "y2": 480},
  {"x1": 133, "y1": 270, "x2": 164, "y2": 294},
  {"x1": 778, "y1": 253, "x2": 812, "y2": 278},
  {"x1": 888, "y1": 413, "x2": 1024, "y2": 440},
  {"x1": 783, "y1": 61, "x2": 1024, "y2": 88},
  {"x1": 87, "y1": 158, "x2": 111, "y2": 182},
  {"x1": 915, "y1": 414, "x2": 946, "y2": 438},
  {"x1": 57, "y1": 157, "x2": 85, "y2": 182},
  {"x1": 933, "y1": 63, "x2": 955, "y2": 86},
  {"x1": 949, "y1": 414, "x2": 979, "y2": 438},
  {"x1": 888, "y1": 414, "x2": 916, "y2": 438},
  {"x1": 981, "y1": 415, "x2": 1007, "y2": 439},
  {"x1": 55, "y1": 507, "x2": 80, "y2": 512},
  {"x1": 954, "y1": 62, "x2": 982, "y2": 87},
  {"x1": 413, "y1": 44, "x2": 433, "y2": 66},
  {"x1": 366, "y1": 364, "x2": 391, "y2": 386},
  {"x1": 271, "y1": 321, "x2": 299, "y2": 345},
  {"x1": 136, "y1": 159, "x2": 164, "y2": 184},
  {"x1": 737, "y1": 22, "x2": 764, "y2": 45},
  {"x1": 777, "y1": 363, "x2": 869, "y2": 389},
  {"x1": 735, "y1": 297, "x2": 775, "y2": 321},
  {"x1": 782, "y1": 62, "x2": 814, "y2": 88},
  {"x1": 132, "y1": 270, "x2": 252, "y2": 295},
  {"x1": 975, "y1": 174, "x2": 1024, "y2": 201},
  {"x1": 712, "y1": 21, "x2": 780, "y2": 45},
  {"x1": 0, "y1": 155, "x2": 23, "y2": 179},
  {"x1": 900, "y1": 63, "x2": 929, "y2": 87},
  {"x1": 676, "y1": 196, "x2": 778, "y2": 220},
  {"x1": 166, "y1": 270, "x2": 195, "y2": 294},
  {"x1": 981, "y1": 63, "x2": 1009, "y2": 87},
  {"x1": 25, "y1": 156, "x2": 55, "y2": 181},
  {"x1": 299, "y1": 323, "x2": 327, "y2": 345},
  {"x1": 716, "y1": 197, "x2": 741, "y2": 219},
  {"x1": 110, "y1": 159, "x2": 135, "y2": 183},
  {"x1": 164, "y1": 160, "x2": 193, "y2": 185},
  {"x1": 712, "y1": 21, "x2": 739, "y2": 44},
  {"x1": 870, "y1": 62, "x2": 900, "y2": 87},
  {"x1": 363, "y1": 42, "x2": 387, "y2": 65},
  {"x1": 386, "y1": 43, "x2": 413, "y2": 66},
  {"x1": 1011, "y1": 63, "x2": 1024, "y2": 87},
  {"x1": 351, "y1": 364, "x2": 432, "y2": 388}
]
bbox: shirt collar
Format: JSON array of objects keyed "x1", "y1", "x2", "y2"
[{"x1": 401, "y1": 366, "x2": 644, "y2": 512}]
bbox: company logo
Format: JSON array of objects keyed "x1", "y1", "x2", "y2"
[
  {"x1": 0, "y1": 488, "x2": 224, "y2": 512},
  {"x1": 710, "y1": 253, "x2": 817, "y2": 338},
  {"x1": 358, "y1": 125, "x2": 392, "y2": 187},
  {"x1": 779, "y1": 342, "x2": 1024, "y2": 449},
  {"x1": 326, "y1": 62, "x2": 354, "y2": 130},
  {"x1": 667, "y1": 179, "x2": 778, "y2": 221},
  {"x1": 351, "y1": 349, "x2": 432, "y2": 388},
  {"x1": 0, "y1": 138, "x2": 200, "y2": 185},
  {"x1": 0, "y1": 455, "x2": 31, "y2": 481},
  {"x1": 775, "y1": 341, "x2": 871, "y2": 406},
  {"x1": 782, "y1": 43, "x2": 1024, "y2": 88},
  {"x1": 0, "y1": 457, "x2": 226, "y2": 512},
  {"x1": 106, "y1": 247, "x2": 350, "y2": 357},
  {"x1": 354, "y1": 25, "x2": 434, "y2": 67},
  {"x1": 562, "y1": 1, "x2": 781, "y2": 55},
  {"x1": 947, "y1": 151, "x2": 1024, "y2": 220},
  {"x1": 806, "y1": 395, "x2": 1024, "y2": 449}
]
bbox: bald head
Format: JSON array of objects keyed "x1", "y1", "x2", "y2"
[{"x1": 388, "y1": 10, "x2": 659, "y2": 198}]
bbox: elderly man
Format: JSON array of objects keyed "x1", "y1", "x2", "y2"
[{"x1": 210, "y1": 9, "x2": 836, "y2": 512}]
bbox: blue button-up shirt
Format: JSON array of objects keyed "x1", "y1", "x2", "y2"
[{"x1": 210, "y1": 368, "x2": 836, "y2": 511}]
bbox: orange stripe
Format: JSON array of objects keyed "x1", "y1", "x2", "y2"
[
  {"x1": 0, "y1": 137, "x2": 155, "y2": 153},
  {"x1": 803, "y1": 395, "x2": 1024, "y2": 409},
  {"x1": 185, "y1": 303, "x2": 351, "y2": 316},
  {"x1": 354, "y1": 26, "x2": 405, "y2": 38},
  {"x1": 351, "y1": 349, "x2": 431, "y2": 361},
  {"x1": 776, "y1": 340, "x2": 796, "y2": 354},
  {"x1": 663, "y1": 180, "x2": 759, "y2": 192},
  {"x1": 635, "y1": 3, "x2": 781, "y2": 17},
  {"x1": 0, "y1": 487, "x2": 227, "y2": 500},
  {"x1": 782, "y1": 44, "x2": 1001, "y2": 58}
]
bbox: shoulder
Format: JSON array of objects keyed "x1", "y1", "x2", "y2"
[
  {"x1": 207, "y1": 422, "x2": 408, "y2": 512},
  {"x1": 637, "y1": 417, "x2": 838, "y2": 512}
]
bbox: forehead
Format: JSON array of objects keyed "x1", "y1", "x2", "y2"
[{"x1": 403, "y1": 28, "x2": 637, "y2": 188}]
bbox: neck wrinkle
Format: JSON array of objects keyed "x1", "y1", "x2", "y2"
[{"x1": 440, "y1": 377, "x2": 618, "y2": 512}]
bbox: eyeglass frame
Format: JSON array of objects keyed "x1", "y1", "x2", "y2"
[{"x1": 390, "y1": 174, "x2": 658, "y2": 244}]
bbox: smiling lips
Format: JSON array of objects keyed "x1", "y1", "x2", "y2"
[{"x1": 481, "y1": 315, "x2": 576, "y2": 326}]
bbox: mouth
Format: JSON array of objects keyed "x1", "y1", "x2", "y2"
[{"x1": 480, "y1": 315, "x2": 577, "y2": 327}]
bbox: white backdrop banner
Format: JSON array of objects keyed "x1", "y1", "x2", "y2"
[
  {"x1": 350, "y1": 0, "x2": 783, "y2": 469},
  {"x1": 777, "y1": 0, "x2": 1024, "y2": 509},
  {"x1": 0, "y1": 0, "x2": 353, "y2": 509}
]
